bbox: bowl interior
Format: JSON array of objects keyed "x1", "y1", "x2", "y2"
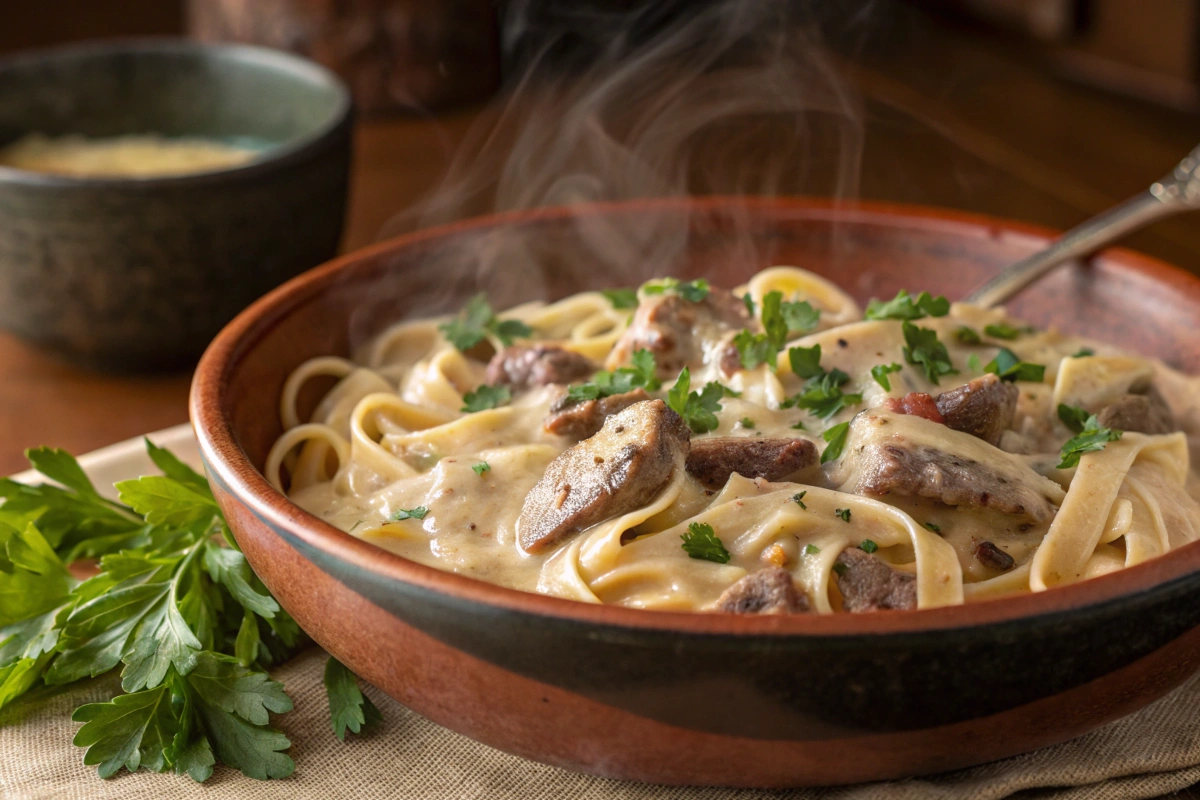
[
  {"x1": 215, "y1": 198, "x2": 1200, "y2": 474},
  {"x1": 0, "y1": 40, "x2": 348, "y2": 165}
]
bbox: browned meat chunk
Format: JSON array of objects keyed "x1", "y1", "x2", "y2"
[
  {"x1": 544, "y1": 388, "x2": 651, "y2": 440},
  {"x1": 1096, "y1": 389, "x2": 1176, "y2": 435},
  {"x1": 485, "y1": 345, "x2": 595, "y2": 390},
  {"x1": 974, "y1": 540, "x2": 1015, "y2": 571},
  {"x1": 838, "y1": 413, "x2": 1064, "y2": 523},
  {"x1": 834, "y1": 547, "x2": 916, "y2": 612},
  {"x1": 716, "y1": 567, "x2": 810, "y2": 614},
  {"x1": 884, "y1": 393, "x2": 945, "y2": 424},
  {"x1": 685, "y1": 437, "x2": 817, "y2": 489},
  {"x1": 518, "y1": 400, "x2": 690, "y2": 553},
  {"x1": 934, "y1": 374, "x2": 1018, "y2": 446},
  {"x1": 606, "y1": 290, "x2": 751, "y2": 378}
]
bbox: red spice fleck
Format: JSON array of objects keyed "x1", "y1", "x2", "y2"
[{"x1": 883, "y1": 392, "x2": 946, "y2": 424}]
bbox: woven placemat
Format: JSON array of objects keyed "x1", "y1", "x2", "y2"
[{"x1": 3, "y1": 647, "x2": 1200, "y2": 800}]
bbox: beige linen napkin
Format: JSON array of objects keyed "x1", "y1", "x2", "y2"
[{"x1": 3, "y1": 647, "x2": 1200, "y2": 800}]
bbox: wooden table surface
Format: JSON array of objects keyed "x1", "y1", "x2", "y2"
[{"x1": 2, "y1": 5, "x2": 1198, "y2": 476}]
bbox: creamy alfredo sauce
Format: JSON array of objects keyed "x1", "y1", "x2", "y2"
[{"x1": 267, "y1": 267, "x2": 1200, "y2": 614}]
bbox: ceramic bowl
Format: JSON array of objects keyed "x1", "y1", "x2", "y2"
[
  {"x1": 0, "y1": 39, "x2": 352, "y2": 372},
  {"x1": 190, "y1": 198, "x2": 1200, "y2": 787}
]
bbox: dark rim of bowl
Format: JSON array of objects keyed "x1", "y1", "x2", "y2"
[
  {"x1": 190, "y1": 195, "x2": 1200, "y2": 638},
  {"x1": 0, "y1": 38, "x2": 352, "y2": 189}
]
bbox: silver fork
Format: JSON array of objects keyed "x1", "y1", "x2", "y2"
[{"x1": 964, "y1": 143, "x2": 1200, "y2": 308}]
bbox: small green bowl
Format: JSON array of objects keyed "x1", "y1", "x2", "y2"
[{"x1": 0, "y1": 39, "x2": 353, "y2": 372}]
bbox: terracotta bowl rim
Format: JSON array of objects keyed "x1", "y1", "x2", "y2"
[{"x1": 189, "y1": 195, "x2": 1200, "y2": 637}]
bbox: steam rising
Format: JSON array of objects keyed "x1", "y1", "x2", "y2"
[{"x1": 360, "y1": 1, "x2": 867, "y2": 342}]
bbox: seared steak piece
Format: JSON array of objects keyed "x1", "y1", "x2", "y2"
[
  {"x1": 1096, "y1": 389, "x2": 1176, "y2": 435},
  {"x1": 518, "y1": 400, "x2": 690, "y2": 553},
  {"x1": 835, "y1": 412, "x2": 1064, "y2": 523},
  {"x1": 685, "y1": 437, "x2": 817, "y2": 489},
  {"x1": 716, "y1": 567, "x2": 810, "y2": 614},
  {"x1": 973, "y1": 540, "x2": 1015, "y2": 571},
  {"x1": 485, "y1": 344, "x2": 595, "y2": 390},
  {"x1": 544, "y1": 388, "x2": 651, "y2": 440},
  {"x1": 934, "y1": 374, "x2": 1019, "y2": 446},
  {"x1": 606, "y1": 290, "x2": 751, "y2": 378},
  {"x1": 834, "y1": 547, "x2": 916, "y2": 612}
]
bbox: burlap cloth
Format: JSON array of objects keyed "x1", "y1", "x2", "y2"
[{"x1": 3, "y1": 649, "x2": 1200, "y2": 800}]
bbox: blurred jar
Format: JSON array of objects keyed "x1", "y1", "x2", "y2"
[{"x1": 187, "y1": 0, "x2": 501, "y2": 114}]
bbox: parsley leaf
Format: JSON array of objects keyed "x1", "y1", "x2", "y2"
[
  {"x1": 733, "y1": 330, "x2": 777, "y2": 370},
  {"x1": 1057, "y1": 415, "x2": 1123, "y2": 469},
  {"x1": 967, "y1": 353, "x2": 982, "y2": 374},
  {"x1": 924, "y1": 522, "x2": 941, "y2": 533},
  {"x1": 784, "y1": 369, "x2": 862, "y2": 420},
  {"x1": 984, "y1": 322, "x2": 1027, "y2": 340},
  {"x1": 781, "y1": 300, "x2": 820, "y2": 333},
  {"x1": 804, "y1": 543, "x2": 820, "y2": 555},
  {"x1": 324, "y1": 656, "x2": 383, "y2": 741},
  {"x1": 1072, "y1": 348, "x2": 1095, "y2": 358},
  {"x1": 865, "y1": 290, "x2": 950, "y2": 321},
  {"x1": 601, "y1": 288, "x2": 638, "y2": 309},
  {"x1": 472, "y1": 462, "x2": 491, "y2": 476},
  {"x1": 563, "y1": 349, "x2": 659, "y2": 404},
  {"x1": 461, "y1": 384, "x2": 511, "y2": 413},
  {"x1": 792, "y1": 491, "x2": 807, "y2": 509},
  {"x1": 439, "y1": 294, "x2": 533, "y2": 350},
  {"x1": 955, "y1": 326, "x2": 982, "y2": 345},
  {"x1": 859, "y1": 539, "x2": 877, "y2": 552},
  {"x1": 390, "y1": 507, "x2": 428, "y2": 521},
  {"x1": 760, "y1": 291, "x2": 789, "y2": 350},
  {"x1": 1057, "y1": 403, "x2": 1091, "y2": 434},
  {"x1": 739, "y1": 417, "x2": 756, "y2": 429},
  {"x1": 984, "y1": 348, "x2": 1045, "y2": 383},
  {"x1": 680, "y1": 522, "x2": 730, "y2": 563},
  {"x1": 821, "y1": 421, "x2": 851, "y2": 464},
  {"x1": 835, "y1": 508, "x2": 852, "y2": 523},
  {"x1": 641, "y1": 277, "x2": 710, "y2": 302},
  {"x1": 665, "y1": 368, "x2": 723, "y2": 434},
  {"x1": 870, "y1": 363, "x2": 903, "y2": 391},
  {"x1": 901, "y1": 321, "x2": 957, "y2": 384},
  {"x1": 742, "y1": 293, "x2": 755, "y2": 316},
  {"x1": 788, "y1": 344, "x2": 824, "y2": 379}
]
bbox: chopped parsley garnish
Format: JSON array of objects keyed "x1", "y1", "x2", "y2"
[
  {"x1": 739, "y1": 417, "x2": 756, "y2": 429},
  {"x1": 835, "y1": 508, "x2": 852, "y2": 523},
  {"x1": 792, "y1": 491, "x2": 808, "y2": 509},
  {"x1": 1057, "y1": 412, "x2": 1122, "y2": 469},
  {"x1": 742, "y1": 292, "x2": 756, "y2": 316},
  {"x1": 955, "y1": 326, "x2": 982, "y2": 345},
  {"x1": 602, "y1": 288, "x2": 638, "y2": 309},
  {"x1": 1072, "y1": 348, "x2": 1095, "y2": 358},
  {"x1": 680, "y1": 522, "x2": 730, "y2": 563},
  {"x1": 666, "y1": 367, "x2": 724, "y2": 434},
  {"x1": 859, "y1": 539, "x2": 877, "y2": 552},
  {"x1": 391, "y1": 506, "x2": 428, "y2": 521},
  {"x1": 790, "y1": 420, "x2": 807, "y2": 431},
  {"x1": 865, "y1": 290, "x2": 950, "y2": 321},
  {"x1": 784, "y1": 369, "x2": 862, "y2": 419},
  {"x1": 733, "y1": 330, "x2": 778, "y2": 370},
  {"x1": 984, "y1": 348, "x2": 1045, "y2": 383},
  {"x1": 833, "y1": 562, "x2": 848, "y2": 576},
  {"x1": 439, "y1": 294, "x2": 533, "y2": 350},
  {"x1": 804, "y1": 543, "x2": 820, "y2": 555},
  {"x1": 967, "y1": 353, "x2": 982, "y2": 373},
  {"x1": 471, "y1": 462, "x2": 491, "y2": 476},
  {"x1": 924, "y1": 522, "x2": 941, "y2": 533},
  {"x1": 1057, "y1": 403, "x2": 1091, "y2": 433},
  {"x1": 722, "y1": 386, "x2": 742, "y2": 398},
  {"x1": 983, "y1": 322, "x2": 1027, "y2": 340},
  {"x1": 461, "y1": 384, "x2": 511, "y2": 412},
  {"x1": 820, "y1": 421, "x2": 851, "y2": 464},
  {"x1": 563, "y1": 349, "x2": 660, "y2": 404},
  {"x1": 778, "y1": 298, "x2": 820, "y2": 334},
  {"x1": 788, "y1": 344, "x2": 824, "y2": 379},
  {"x1": 870, "y1": 363, "x2": 903, "y2": 391},
  {"x1": 642, "y1": 277, "x2": 710, "y2": 303},
  {"x1": 901, "y1": 321, "x2": 957, "y2": 385}
]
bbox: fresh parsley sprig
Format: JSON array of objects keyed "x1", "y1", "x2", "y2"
[
  {"x1": 1056, "y1": 404, "x2": 1123, "y2": 469},
  {"x1": 733, "y1": 291, "x2": 820, "y2": 370},
  {"x1": 563, "y1": 349, "x2": 660, "y2": 405},
  {"x1": 439, "y1": 294, "x2": 534, "y2": 351},
  {"x1": 0, "y1": 442, "x2": 381, "y2": 783},
  {"x1": 601, "y1": 288, "x2": 638, "y2": 309},
  {"x1": 985, "y1": 348, "x2": 1045, "y2": 383},
  {"x1": 461, "y1": 384, "x2": 511, "y2": 413},
  {"x1": 641, "y1": 277, "x2": 710, "y2": 303},
  {"x1": 901, "y1": 321, "x2": 957, "y2": 385},
  {"x1": 666, "y1": 368, "x2": 724, "y2": 434},
  {"x1": 680, "y1": 522, "x2": 730, "y2": 563},
  {"x1": 782, "y1": 344, "x2": 862, "y2": 420},
  {"x1": 865, "y1": 290, "x2": 950, "y2": 321},
  {"x1": 870, "y1": 363, "x2": 903, "y2": 391}
]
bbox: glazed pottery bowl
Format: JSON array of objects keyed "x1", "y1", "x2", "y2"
[
  {"x1": 190, "y1": 198, "x2": 1200, "y2": 787},
  {"x1": 0, "y1": 39, "x2": 352, "y2": 372}
]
